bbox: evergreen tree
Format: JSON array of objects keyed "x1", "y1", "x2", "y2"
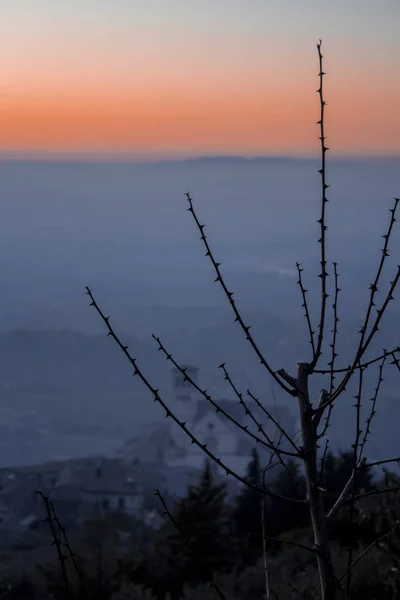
[
  {"x1": 231, "y1": 448, "x2": 263, "y2": 565},
  {"x1": 137, "y1": 459, "x2": 233, "y2": 598},
  {"x1": 172, "y1": 459, "x2": 232, "y2": 583},
  {"x1": 266, "y1": 459, "x2": 309, "y2": 540}
]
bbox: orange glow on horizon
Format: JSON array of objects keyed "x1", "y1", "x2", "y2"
[{"x1": 1, "y1": 72, "x2": 399, "y2": 156}]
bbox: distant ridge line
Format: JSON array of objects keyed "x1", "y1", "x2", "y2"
[{"x1": 0, "y1": 153, "x2": 398, "y2": 165}]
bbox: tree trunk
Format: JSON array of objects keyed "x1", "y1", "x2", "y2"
[{"x1": 297, "y1": 363, "x2": 339, "y2": 600}]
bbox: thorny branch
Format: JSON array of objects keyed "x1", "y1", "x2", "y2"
[
  {"x1": 321, "y1": 197, "x2": 400, "y2": 407},
  {"x1": 310, "y1": 39, "x2": 330, "y2": 371},
  {"x1": 38, "y1": 491, "x2": 87, "y2": 598},
  {"x1": 296, "y1": 262, "x2": 316, "y2": 360},
  {"x1": 358, "y1": 354, "x2": 387, "y2": 461},
  {"x1": 329, "y1": 263, "x2": 340, "y2": 395},
  {"x1": 185, "y1": 191, "x2": 296, "y2": 397},
  {"x1": 314, "y1": 346, "x2": 400, "y2": 375},
  {"x1": 39, "y1": 491, "x2": 71, "y2": 596}
]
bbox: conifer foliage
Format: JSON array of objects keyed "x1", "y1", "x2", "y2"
[{"x1": 169, "y1": 460, "x2": 232, "y2": 584}]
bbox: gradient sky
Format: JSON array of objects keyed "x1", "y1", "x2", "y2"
[{"x1": 1, "y1": 0, "x2": 399, "y2": 157}]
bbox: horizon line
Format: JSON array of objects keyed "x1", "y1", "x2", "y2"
[{"x1": 0, "y1": 150, "x2": 399, "y2": 165}]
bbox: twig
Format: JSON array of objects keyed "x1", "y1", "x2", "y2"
[
  {"x1": 296, "y1": 262, "x2": 316, "y2": 360},
  {"x1": 251, "y1": 531, "x2": 315, "y2": 555},
  {"x1": 328, "y1": 262, "x2": 340, "y2": 394},
  {"x1": 318, "y1": 438, "x2": 330, "y2": 487},
  {"x1": 346, "y1": 364, "x2": 365, "y2": 596},
  {"x1": 339, "y1": 531, "x2": 392, "y2": 583},
  {"x1": 314, "y1": 345, "x2": 400, "y2": 374},
  {"x1": 365, "y1": 457, "x2": 400, "y2": 469},
  {"x1": 340, "y1": 485, "x2": 400, "y2": 505},
  {"x1": 358, "y1": 354, "x2": 387, "y2": 462}
]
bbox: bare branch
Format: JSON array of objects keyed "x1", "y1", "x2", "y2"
[
  {"x1": 358, "y1": 354, "x2": 387, "y2": 462},
  {"x1": 296, "y1": 262, "x2": 316, "y2": 360},
  {"x1": 314, "y1": 345, "x2": 400, "y2": 374},
  {"x1": 327, "y1": 197, "x2": 400, "y2": 401},
  {"x1": 38, "y1": 492, "x2": 88, "y2": 598},
  {"x1": 185, "y1": 191, "x2": 296, "y2": 397},
  {"x1": 365, "y1": 457, "x2": 400, "y2": 469},
  {"x1": 310, "y1": 39, "x2": 330, "y2": 370},
  {"x1": 341, "y1": 485, "x2": 400, "y2": 504},
  {"x1": 251, "y1": 530, "x2": 315, "y2": 554},
  {"x1": 38, "y1": 492, "x2": 72, "y2": 596},
  {"x1": 312, "y1": 388, "x2": 338, "y2": 444},
  {"x1": 318, "y1": 438, "x2": 330, "y2": 486},
  {"x1": 326, "y1": 457, "x2": 366, "y2": 523},
  {"x1": 329, "y1": 262, "x2": 340, "y2": 394},
  {"x1": 339, "y1": 531, "x2": 393, "y2": 583}
]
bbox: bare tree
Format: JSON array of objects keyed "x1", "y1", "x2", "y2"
[{"x1": 86, "y1": 40, "x2": 400, "y2": 600}]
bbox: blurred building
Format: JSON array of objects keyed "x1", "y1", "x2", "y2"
[{"x1": 119, "y1": 365, "x2": 297, "y2": 477}]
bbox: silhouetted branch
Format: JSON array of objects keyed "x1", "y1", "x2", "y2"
[
  {"x1": 328, "y1": 262, "x2": 340, "y2": 394},
  {"x1": 185, "y1": 191, "x2": 296, "y2": 396},
  {"x1": 318, "y1": 438, "x2": 330, "y2": 486},
  {"x1": 339, "y1": 530, "x2": 393, "y2": 584},
  {"x1": 358, "y1": 354, "x2": 387, "y2": 461},
  {"x1": 365, "y1": 457, "x2": 400, "y2": 469},
  {"x1": 314, "y1": 345, "x2": 400, "y2": 374},
  {"x1": 251, "y1": 531, "x2": 315, "y2": 554},
  {"x1": 310, "y1": 39, "x2": 330, "y2": 370},
  {"x1": 327, "y1": 197, "x2": 400, "y2": 402},
  {"x1": 296, "y1": 262, "x2": 316, "y2": 360},
  {"x1": 39, "y1": 492, "x2": 71, "y2": 597},
  {"x1": 38, "y1": 492, "x2": 88, "y2": 598},
  {"x1": 340, "y1": 485, "x2": 400, "y2": 504}
]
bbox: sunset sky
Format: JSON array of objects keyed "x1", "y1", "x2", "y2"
[{"x1": 1, "y1": 0, "x2": 399, "y2": 158}]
